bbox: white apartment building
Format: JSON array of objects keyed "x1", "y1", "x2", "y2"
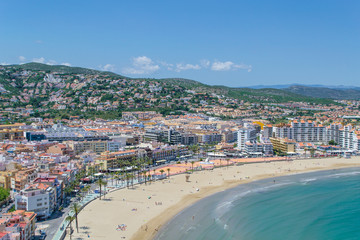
[
  {"x1": 291, "y1": 120, "x2": 326, "y2": 143},
  {"x1": 15, "y1": 188, "x2": 51, "y2": 218},
  {"x1": 326, "y1": 123, "x2": 342, "y2": 144},
  {"x1": 244, "y1": 142, "x2": 273, "y2": 155},
  {"x1": 237, "y1": 127, "x2": 257, "y2": 150},
  {"x1": 67, "y1": 140, "x2": 121, "y2": 154},
  {"x1": 262, "y1": 125, "x2": 273, "y2": 138},
  {"x1": 273, "y1": 125, "x2": 293, "y2": 139},
  {"x1": 272, "y1": 120, "x2": 326, "y2": 143},
  {"x1": 339, "y1": 124, "x2": 355, "y2": 150}
]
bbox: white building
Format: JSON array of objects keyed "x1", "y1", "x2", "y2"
[
  {"x1": 326, "y1": 123, "x2": 342, "y2": 144},
  {"x1": 237, "y1": 127, "x2": 257, "y2": 150},
  {"x1": 272, "y1": 120, "x2": 326, "y2": 143},
  {"x1": 339, "y1": 124, "x2": 355, "y2": 150},
  {"x1": 15, "y1": 187, "x2": 51, "y2": 218}
]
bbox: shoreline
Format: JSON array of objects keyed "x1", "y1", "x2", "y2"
[
  {"x1": 142, "y1": 164, "x2": 360, "y2": 240},
  {"x1": 66, "y1": 157, "x2": 360, "y2": 240}
]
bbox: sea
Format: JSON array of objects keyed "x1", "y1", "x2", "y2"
[{"x1": 155, "y1": 167, "x2": 360, "y2": 240}]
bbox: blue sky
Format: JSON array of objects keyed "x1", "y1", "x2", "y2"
[{"x1": 0, "y1": 0, "x2": 359, "y2": 87}]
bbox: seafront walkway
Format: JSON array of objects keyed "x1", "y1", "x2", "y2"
[{"x1": 52, "y1": 176, "x2": 166, "y2": 240}]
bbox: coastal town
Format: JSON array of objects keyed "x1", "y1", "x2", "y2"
[
  {"x1": 0, "y1": 103, "x2": 360, "y2": 239},
  {"x1": 1, "y1": 1, "x2": 359, "y2": 239},
  {"x1": 1, "y1": 64, "x2": 360, "y2": 239}
]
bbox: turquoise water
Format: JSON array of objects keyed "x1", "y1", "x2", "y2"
[{"x1": 155, "y1": 168, "x2": 360, "y2": 240}]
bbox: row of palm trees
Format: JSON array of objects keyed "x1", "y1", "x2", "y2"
[{"x1": 65, "y1": 202, "x2": 80, "y2": 240}]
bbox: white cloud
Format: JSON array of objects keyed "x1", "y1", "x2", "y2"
[
  {"x1": 159, "y1": 61, "x2": 174, "y2": 71},
  {"x1": 175, "y1": 63, "x2": 201, "y2": 72},
  {"x1": 0, "y1": 62, "x2": 10, "y2": 65},
  {"x1": 61, "y1": 62, "x2": 71, "y2": 67},
  {"x1": 234, "y1": 63, "x2": 252, "y2": 72},
  {"x1": 32, "y1": 57, "x2": 45, "y2": 64},
  {"x1": 211, "y1": 61, "x2": 234, "y2": 71},
  {"x1": 102, "y1": 64, "x2": 115, "y2": 72},
  {"x1": 35, "y1": 40, "x2": 43, "y2": 44},
  {"x1": 211, "y1": 61, "x2": 252, "y2": 72},
  {"x1": 200, "y1": 59, "x2": 210, "y2": 68},
  {"x1": 122, "y1": 57, "x2": 252, "y2": 74},
  {"x1": 19, "y1": 56, "x2": 26, "y2": 62},
  {"x1": 123, "y1": 56, "x2": 160, "y2": 75}
]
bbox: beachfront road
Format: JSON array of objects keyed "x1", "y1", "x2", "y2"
[
  {"x1": 38, "y1": 181, "x2": 102, "y2": 239},
  {"x1": 36, "y1": 197, "x2": 74, "y2": 240}
]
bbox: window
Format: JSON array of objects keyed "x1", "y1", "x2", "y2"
[{"x1": 37, "y1": 203, "x2": 42, "y2": 206}]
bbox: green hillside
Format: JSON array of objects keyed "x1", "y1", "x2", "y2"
[
  {"x1": 0, "y1": 62, "x2": 335, "y2": 105},
  {"x1": 285, "y1": 85, "x2": 360, "y2": 100}
]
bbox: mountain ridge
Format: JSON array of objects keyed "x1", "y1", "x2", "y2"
[{"x1": 0, "y1": 63, "x2": 337, "y2": 104}]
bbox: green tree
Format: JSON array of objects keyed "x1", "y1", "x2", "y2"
[
  {"x1": 191, "y1": 161, "x2": 195, "y2": 173},
  {"x1": 70, "y1": 203, "x2": 81, "y2": 233},
  {"x1": 0, "y1": 187, "x2": 10, "y2": 202},
  {"x1": 96, "y1": 179, "x2": 107, "y2": 200},
  {"x1": 65, "y1": 215, "x2": 75, "y2": 240}
]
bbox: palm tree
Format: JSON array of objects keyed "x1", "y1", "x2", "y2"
[
  {"x1": 102, "y1": 180, "x2": 108, "y2": 198},
  {"x1": 99, "y1": 162, "x2": 104, "y2": 172},
  {"x1": 310, "y1": 148, "x2": 315, "y2": 158},
  {"x1": 160, "y1": 169, "x2": 165, "y2": 178},
  {"x1": 191, "y1": 161, "x2": 195, "y2": 173},
  {"x1": 134, "y1": 166, "x2": 140, "y2": 184},
  {"x1": 146, "y1": 156, "x2": 153, "y2": 167},
  {"x1": 142, "y1": 170, "x2": 147, "y2": 185},
  {"x1": 64, "y1": 186, "x2": 72, "y2": 197},
  {"x1": 125, "y1": 173, "x2": 131, "y2": 188},
  {"x1": 70, "y1": 203, "x2": 80, "y2": 233},
  {"x1": 115, "y1": 174, "x2": 120, "y2": 187},
  {"x1": 167, "y1": 168, "x2": 171, "y2": 179},
  {"x1": 204, "y1": 143, "x2": 210, "y2": 157},
  {"x1": 85, "y1": 185, "x2": 91, "y2": 195},
  {"x1": 129, "y1": 173, "x2": 135, "y2": 188},
  {"x1": 153, "y1": 169, "x2": 156, "y2": 182},
  {"x1": 96, "y1": 178, "x2": 106, "y2": 200},
  {"x1": 80, "y1": 188, "x2": 87, "y2": 200},
  {"x1": 191, "y1": 144, "x2": 200, "y2": 161},
  {"x1": 148, "y1": 174, "x2": 152, "y2": 184},
  {"x1": 110, "y1": 172, "x2": 115, "y2": 186},
  {"x1": 65, "y1": 215, "x2": 75, "y2": 240}
]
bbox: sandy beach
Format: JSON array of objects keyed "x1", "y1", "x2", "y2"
[{"x1": 66, "y1": 157, "x2": 360, "y2": 240}]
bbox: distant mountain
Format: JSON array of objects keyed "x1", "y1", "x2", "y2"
[
  {"x1": 246, "y1": 84, "x2": 360, "y2": 90},
  {"x1": 284, "y1": 85, "x2": 360, "y2": 100}
]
